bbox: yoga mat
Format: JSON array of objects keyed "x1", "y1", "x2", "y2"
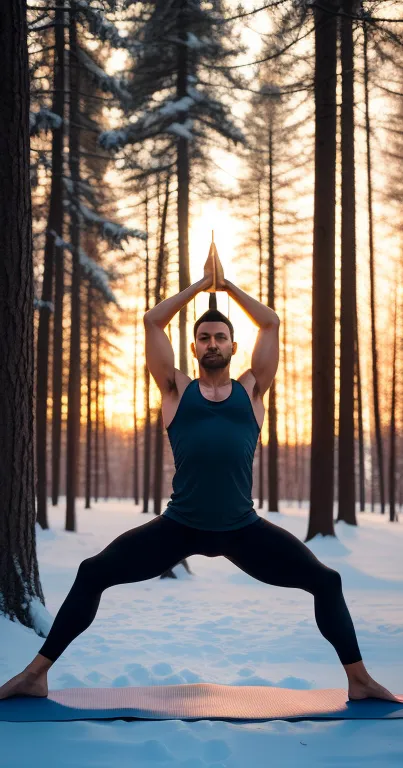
[{"x1": 1, "y1": 684, "x2": 403, "y2": 723}]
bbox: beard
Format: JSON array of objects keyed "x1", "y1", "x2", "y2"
[{"x1": 200, "y1": 351, "x2": 232, "y2": 370}]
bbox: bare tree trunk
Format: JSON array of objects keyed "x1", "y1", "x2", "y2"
[
  {"x1": 282, "y1": 258, "x2": 289, "y2": 503},
  {"x1": 36, "y1": 1, "x2": 66, "y2": 529},
  {"x1": 388, "y1": 273, "x2": 398, "y2": 522},
  {"x1": 267, "y1": 118, "x2": 279, "y2": 512},
  {"x1": 176, "y1": 0, "x2": 191, "y2": 376},
  {"x1": 363, "y1": 22, "x2": 385, "y2": 514},
  {"x1": 94, "y1": 316, "x2": 100, "y2": 502},
  {"x1": 51, "y1": 0, "x2": 66, "y2": 508},
  {"x1": 142, "y1": 189, "x2": 152, "y2": 514},
  {"x1": 85, "y1": 282, "x2": 92, "y2": 509},
  {"x1": 355, "y1": 299, "x2": 365, "y2": 511},
  {"x1": 306, "y1": 0, "x2": 338, "y2": 541},
  {"x1": 337, "y1": 0, "x2": 357, "y2": 526},
  {"x1": 102, "y1": 373, "x2": 110, "y2": 501},
  {"x1": 65, "y1": 4, "x2": 81, "y2": 532},
  {"x1": 257, "y1": 182, "x2": 264, "y2": 510},
  {"x1": 0, "y1": 0, "x2": 46, "y2": 629},
  {"x1": 290, "y1": 315, "x2": 301, "y2": 506},
  {"x1": 153, "y1": 408, "x2": 164, "y2": 516},
  {"x1": 153, "y1": 174, "x2": 170, "y2": 518},
  {"x1": 133, "y1": 305, "x2": 139, "y2": 504}
]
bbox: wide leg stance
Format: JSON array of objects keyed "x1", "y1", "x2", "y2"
[
  {"x1": 221, "y1": 517, "x2": 362, "y2": 665},
  {"x1": 38, "y1": 516, "x2": 196, "y2": 663}
]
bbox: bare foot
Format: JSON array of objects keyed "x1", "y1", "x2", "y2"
[
  {"x1": 0, "y1": 671, "x2": 48, "y2": 701},
  {"x1": 348, "y1": 676, "x2": 403, "y2": 703}
]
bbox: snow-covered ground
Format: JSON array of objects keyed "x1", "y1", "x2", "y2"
[{"x1": 1, "y1": 499, "x2": 403, "y2": 767}]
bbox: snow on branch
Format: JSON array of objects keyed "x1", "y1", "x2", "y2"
[
  {"x1": 76, "y1": 0, "x2": 131, "y2": 50},
  {"x1": 34, "y1": 298, "x2": 54, "y2": 313},
  {"x1": 167, "y1": 119, "x2": 194, "y2": 140},
  {"x1": 99, "y1": 94, "x2": 196, "y2": 149},
  {"x1": 49, "y1": 232, "x2": 118, "y2": 304},
  {"x1": 78, "y1": 48, "x2": 131, "y2": 103},
  {"x1": 63, "y1": 179, "x2": 147, "y2": 244},
  {"x1": 76, "y1": 200, "x2": 147, "y2": 244},
  {"x1": 30, "y1": 107, "x2": 62, "y2": 136},
  {"x1": 99, "y1": 81, "x2": 244, "y2": 149}
]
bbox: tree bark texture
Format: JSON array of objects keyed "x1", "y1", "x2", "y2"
[
  {"x1": 176, "y1": 0, "x2": 191, "y2": 375},
  {"x1": 307, "y1": 1, "x2": 338, "y2": 540},
  {"x1": 267, "y1": 119, "x2": 279, "y2": 512},
  {"x1": 337, "y1": 0, "x2": 357, "y2": 525},
  {"x1": 0, "y1": 0, "x2": 46, "y2": 628},
  {"x1": 65, "y1": 4, "x2": 81, "y2": 531},
  {"x1": 51, "y1": 0, "x2": 66, "y2": 507}
]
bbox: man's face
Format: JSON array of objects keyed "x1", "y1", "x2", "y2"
[{"x1": 191, "y1": 322, "x2": 236, "y2": 370}]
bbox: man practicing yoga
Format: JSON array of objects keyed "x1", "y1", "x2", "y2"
[{"x1": 0, "y1": 267, "x2": 400, "y2": 703}]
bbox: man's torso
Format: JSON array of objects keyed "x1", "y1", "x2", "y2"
[{"x1": 161, "y1": 368, "x2": 265, "y2": 431}]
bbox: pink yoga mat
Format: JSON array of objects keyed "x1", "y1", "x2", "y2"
[{"x1": 1, "y1": 684, "x2": 403, "y2": 722}]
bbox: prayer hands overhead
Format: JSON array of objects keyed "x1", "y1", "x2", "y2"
[{"x1": 203, "y1": 236, "x2": 226, "y2": 292}]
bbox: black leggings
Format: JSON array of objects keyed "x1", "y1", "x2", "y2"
[{"x1": 38, "y1": 515, "x2": 362, "y2": 666}]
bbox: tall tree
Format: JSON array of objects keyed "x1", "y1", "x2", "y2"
[
  {"x1": 388, "y1": 271, "x2": 399, "y2": 523},
  {"x1": 36, "y1": 0, "x2": 66, "y2": 527},
  {"x1": 337, "y1": 0, "x2": 358, "y2": 526},
  {"x1": 363, "y1": 19, "x2": 385, "y2": 514},
  {"x1": 0, "y1": 0, "x2": 46, "y2": 631},
  {"x1": 65, "y1": 2, "x2": 82, "y2": 531},
  {"x1": 101, "y1": 0, "x2": 245, "y2": 376},
  {"x1": 306, "y1": 0, "x2": 338, "y2": 541}
]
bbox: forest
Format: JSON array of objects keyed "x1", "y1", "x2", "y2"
[{"x1": 0, "y1": 0, "x2": 402, "y2": 629}]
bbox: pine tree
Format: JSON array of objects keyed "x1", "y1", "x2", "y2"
[{"x1": 0, "y1": 0, "x2": 46, "y2": 634}]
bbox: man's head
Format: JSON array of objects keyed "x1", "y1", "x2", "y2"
[{"x1": 191, "y1": 309, "x2": 237, "y2": 372}]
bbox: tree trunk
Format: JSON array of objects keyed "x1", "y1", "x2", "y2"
[
  {"x1": 142, "y1": 189, "x2": 152, "y2": 514},
  {"x1": 36, "y1": 2, "x2": 66, "y2": 529},
  {"x1": 102, "y1": 373, "x2": 110, "y2": 501},
  {"x1": 354, "y1": 298, "x2": 365, "y2": 511},
  {"x1": 0, "y1": 0, "x2": 46, "y2": 630},
  {"x1": 85, "y1": 282, "x2": 92, "y2": 509},
  {"x1": 337, "y1": 0, "x2": 357, "y2": 526},
  {"x1": 51, "y1": 0, "x2": 66, "y2": 507},
  {"x1": 153, "y1": 408, "x2": 164, "y2": 516},
  {"x1": 94, "y1": 316, "x2": 100, "y2": 502},
  {"x1": 363, "y1": 22, "x2": 385, "y2": 514},
  {"x1": 291, "y1": 314, "x2": 301, "y2": 506},
  {"x1": 65, "y1": 4, "x2": 81, "y2": 532},
  {"x1": 267, "y1": 118, "x2": 279, "y2": 512},
  {"x1": 306, "y1": 0, "x2": 338, "y2": 541},
  {"x1": 257, "y1": 182, "x2": 264, "y2": 510},
  {"x1": 133, "y1": 305, "x2": 139, "y2": 504},
  {"x1": 153, "y1": 173, "x2": 170, "y2": 518},
  {"x1": 282, "y1": 258, "x2": 289, "y2": 503},
  {"x1": 388, "y1": 274, "x2": 398, "y2": 522},
  {"x1": 176, "y1": 0, "x2": 191, "y2": 376}
]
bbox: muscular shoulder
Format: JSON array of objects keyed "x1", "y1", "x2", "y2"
[
  {"x1": 237, "y1": 368, "x2": 261, "y2": 400},
  {"x1": 170, "y1": 368, "x2": 192, "y2": 396}
]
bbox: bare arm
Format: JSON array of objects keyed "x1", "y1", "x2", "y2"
[
  {"x1": 225, "y1": 279, "x2": 280, "y2": 329},
  {"x1": 144, "y1": 275, "x2": 211, "y2": 329},
  {"x1": 143, "y1": 275, "x2": 211, "y2": 394}
]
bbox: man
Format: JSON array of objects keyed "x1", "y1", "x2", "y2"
[{"x1": 0, "y1": 270, "x2": 400, "y2": 702}]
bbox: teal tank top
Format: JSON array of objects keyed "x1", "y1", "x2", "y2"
[{"x1": 163, "y1": 378, "x2": 261, "y2": 531}]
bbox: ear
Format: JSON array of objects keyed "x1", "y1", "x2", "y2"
[{"x1": 232, "y1": 341, "x2": 237, "y2": 355}]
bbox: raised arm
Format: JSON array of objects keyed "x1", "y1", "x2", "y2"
[{"x1": 143, "y1": 275, "x2": 212, "y2": 395}]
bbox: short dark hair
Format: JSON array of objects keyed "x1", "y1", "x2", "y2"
[{"x1": 193, "y1": 309, "x2": 234, "y2": 343}]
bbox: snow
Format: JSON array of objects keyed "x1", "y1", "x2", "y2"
[
  {"x1": 47, "y1": 231, "x2": 117, "y2": 304},
  {"x1": 0, "y1": 500, "x2": 402, "y2": 767},
  {"x1": 167, "y1": 120, "x2": 194, "y2": 140},
  {"x1": 30, "y1": 108, "x2": 62, "y2": 137},
  {"x1": 33, "y1": 298, "x2": 54, "y2": 313}
]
